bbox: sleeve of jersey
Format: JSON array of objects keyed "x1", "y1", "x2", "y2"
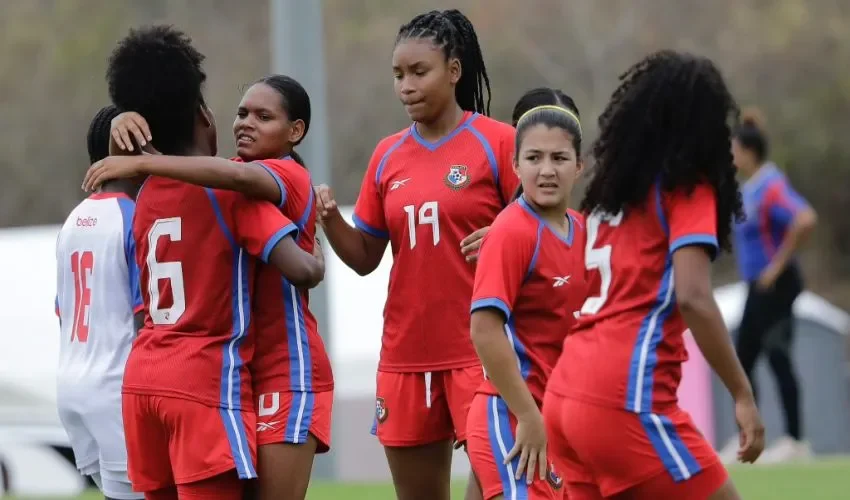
[
  {"x1": 765, "y1": 179, "x2": 809, "y2": 227},
  {"x1": 117, "y1": 198, "x2": 144, "y2": 313},
  {"x1": 470, "y1": 217, "x2": 535, "y2": 319},
  {"x1": 496, "y1": 125, "x2": 519, "y2": 204},
  {"x1": 254, "y1": 159, "x2": 290, "y2": 209},
  {"x1": 352, "y1": 142, "x2": 390, "y2": 239},
  {"x1": 666, "y1": 183, "x2": 719, "y2": 260},
  {"x1": 231, "y1": 194, "x2": 299, "y2": 262}
]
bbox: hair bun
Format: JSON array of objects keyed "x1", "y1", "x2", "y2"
[{"x1": 740, "y1": 107, "x2": 766, "y2": 130}]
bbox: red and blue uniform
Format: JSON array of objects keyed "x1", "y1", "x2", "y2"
[
  {"x1": 544, "y1": 183, "x2": 728, "y2": 499},
  {"x1": 123, "y1": 177, "x2": 296, "y2": 492},
  {"x1": 466, "y1": 198, "x2": 586, "y2": 500},
  {"x1": 248, "y1": 157, "x2": 334, "y2": 452},
  {"x1": 734, "y1": 162, "x2": 810, "y2": 281},
  {"x1": 354, "y1": 112, "x2": 517, "y2": 446}
]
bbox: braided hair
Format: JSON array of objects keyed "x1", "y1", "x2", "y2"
[
  {"x1": 87, "y1": 104, "x2": 122, "y2": 164},
  {"x1": 581, "y1": 50, "x2": 743, "y2": 252},
  {"x1": 396, "y1": 9, "x2": 491, "y2": 116}
]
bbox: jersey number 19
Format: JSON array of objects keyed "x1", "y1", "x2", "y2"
[
  {"x1": 147, "y1": 217, "x2": 186, "y2": 325},
  {"x1": 403, "y1": 201, "x2": 440, "y2": 249}
]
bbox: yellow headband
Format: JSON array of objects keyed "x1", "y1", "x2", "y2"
[{"x1": 516, "y1": 104, "x2": 582, "y2": 136}]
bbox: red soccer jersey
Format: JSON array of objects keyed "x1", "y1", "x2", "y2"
[
  {"x1": 470, "y1": 199, "x2": 587, "y2": 404},
  {"x1": 354, "y1": 112, "x2": 517, "y2": 371},
  {"x1": 547, "y1": 182, "x2": 719, "y2": 413},
  {"x1": 249, "y1": 157, "x2": 333, "y2": 393},
  {"x1": 124, "y1": 177, "x2": 297, "y2": 411}
]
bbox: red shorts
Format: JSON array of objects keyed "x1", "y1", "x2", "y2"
[
  {"x1": 255, "y1": 389, "x2": 333, "y2": 452},
  {"x1": 542, "y1": 392, "x2": 727, "y2": 498},
  {"x1": 371, "y1": 367, "x2": 483, "y2": 447},
  {"x1": 122, "y1": 394, "x2": 257, "y2": 493},
  {"x1": 467, "y1": 394, "x2": 565, "y2": 500}
]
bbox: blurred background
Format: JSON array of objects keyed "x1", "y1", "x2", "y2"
[{"x1": 1, "y1": 0, "x2": 849, "y2": 498}]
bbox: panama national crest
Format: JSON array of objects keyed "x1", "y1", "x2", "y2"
[
  {"x1": 444, "y1": 164, "x2": 470, "y2": 190},
  {"x1": 547, "y1": 463, "x2": 564, "y2": 490},
  {"x1": 375, "y1": 397, "x2": 388, "y2": 423}
]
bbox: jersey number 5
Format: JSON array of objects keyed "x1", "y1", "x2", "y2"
[
  {"x1": 403, "y1": 201, "x2": 440, "y2": 249},
  {"x1": 579, "y1": 210, "x2": 623, "y2": 316},
  {"x1": 147, "y1": 217, "x2": 186, "y2": 325},
  {"x1": 70, "y1": 250, "x2": 94, "y2": 342}
]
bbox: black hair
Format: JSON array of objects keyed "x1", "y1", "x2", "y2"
[
  {"x1": 253, "y1": 74, "x2": 311, "y2": 167},
  {"x1": 396, "y1": 9, "x2": 491, "y2": 116},
  {"x1": 581, "y1": 50, "x2": 743, "y2": 252},
  {"x1": 107, "y1": 25, "x2": 207, "y2": 155},
  {"x1": 87, "y1": 104, "x2": 122, "y2": 164},
  {"x1": 511, "y1": 88, "x2": 582, "y2": 201},
  {"x1": 733, "y1": 107, "x2": 768, "y2": 163}
]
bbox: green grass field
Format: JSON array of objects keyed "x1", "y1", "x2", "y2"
[{"x1": 6, "y1": 459, "x2": 850, "y2": 499}]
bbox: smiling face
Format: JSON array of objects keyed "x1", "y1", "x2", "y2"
[
  {"x1": 232, "y1": 82, "x2": 304, "y2": 161},
  {"x1": 391, "y1": 38, "x2": 460, "y2": 124},
  {"x1": 514, "y1": 123, "x2": 581, "y2": 212}
]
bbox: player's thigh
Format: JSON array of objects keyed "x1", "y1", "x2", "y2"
[
  {"x1": 614, "y1": 462, "x2": 732, "y2": 500},
  {"x1": 256, "y1": 436, "x2": 319, "y2": 500},
  {"x1": 468, "y1": 394, "x2": 563, "y2": 500},
  {"x1": 161, "y1": 397, "x2": 258, "y2": 485},
  {"x1": 121, "y1": 393, "x2": 174, "y2": 493},
  {"x1": 99, "y1": 468, "x2": 144, "y2": 500},
  {"x1": 175, "y1": 470, "x2": 245, "y2": 500},
  {"x1": 443, "y1": 366, "x2": 485, "y2": 444},
  {"x1": 58, "y1": 405, "x2": 99, "y2": 470},
  {"x1": 256, "y1": 389, "x2": 333, "y2": 453},
  {"x1": 373, "y1": 370, "x2": 453, "y2": 446},
  {"x1": 384, "y1": 440, "x2": 454, "y2": 500},
  {"x1": 89, "y1": 398, "x2": 132, "y2": 472}
]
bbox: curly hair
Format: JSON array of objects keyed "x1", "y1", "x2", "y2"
[
  {"x1": 397, "y1": 9, "x2": 491, "y2": 115},
  {"x1": 107, "y1": 25, "x2": 207, "y2": 155},
  {"x1": 86, "y1": 104, "x2": 121, "y2": 164},
  {"x1": 581, "y1": 50, "x2": 743, "y2": 251}
]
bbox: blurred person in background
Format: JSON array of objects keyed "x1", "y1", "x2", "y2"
[
  {"x1": 314, "y1": 8, "x2": 516, "y2": 500},
  {"x1": 85, "y1": 74, "x2": 332, "y2": 500},
  {"x1": 55, "y1": 104, "x2": 145, "y2": 500},
  {"x1": 466, "y1": 89, "x2": 586, "y2": 500},
  {"x1": 543, "y1": 50, "x2": 764, "y2": 499},
  {"x1": 718, "y1": 108, "x2": 818, "y2": 465}
]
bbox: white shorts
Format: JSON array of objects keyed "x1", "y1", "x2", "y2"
[
  {"x1": 57, "y1": 391, "x2": 141, "y2": 499},
  {"x1": 82, "y1": 463, "x2": 143, "y2": 500}
]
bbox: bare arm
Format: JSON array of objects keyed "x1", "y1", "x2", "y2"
[
  {"x1": 673, "y1": 246, "x2": 752, "y2": 400},
  {"x1": 768, "y1": 206, "x2": 817, "y2": 274},
  {"x1": 470, "y1": 309, "x2": 540, "y2": 419},
  {"x1": 133, "y1": 311, "x2": 144, "y2": 335},
  {"x1": 315, "y1": 185, "x2": 388, "y2": 276},
  {"x1": 267, "y1": 235, "x2": 325, "y2": 288}
]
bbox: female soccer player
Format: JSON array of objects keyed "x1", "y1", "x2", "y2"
[
  {"x1": 314, "y1": 9, "x2": 516, "y2": 500},
  {"x1": 543, "y1": 51, "x2": 766, "y2": 500},
  {"x1": 718, "y1": 108, "x2": 816, "y2": 464},
  {"x1": 84, "y1": 75, "x2": 332, "y2": 500},
  {"x1": 106, "y1": 26, "x2": 323, "y2": 500},
  {"x1": 467, "y1": 89, "x2": 586, "y2": 500}
]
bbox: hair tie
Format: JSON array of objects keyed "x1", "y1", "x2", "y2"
[{"x1": 516, "y1": 105, "x2": 582, "y2": 136}]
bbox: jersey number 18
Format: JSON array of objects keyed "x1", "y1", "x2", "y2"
[
  {"x1": 69, "y1": 250, "x2": 94, "y2": 342},
  {"x1": 146, "y1": 217, "x2": 186, "y2": 325}
]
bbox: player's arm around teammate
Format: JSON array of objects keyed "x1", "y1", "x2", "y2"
[{"x1": 468, "y1": 97, "x2": 585, "y2": 500}]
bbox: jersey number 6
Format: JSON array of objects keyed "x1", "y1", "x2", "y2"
[
  {"x1": 403, "y1": 201, "x2": 440, "y2": 249},
  {"x1": 579, "y1": 210, "x2": 623, "y2": 316},
  {"x1": 147, "y1": 217, "x2": 186, "y2": 325}
]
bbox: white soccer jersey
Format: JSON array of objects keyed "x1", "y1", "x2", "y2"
[{"x1": 55, "y1": 191, "x2": 142, "y2": 475}]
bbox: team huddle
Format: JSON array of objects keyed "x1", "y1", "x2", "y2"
[{"x1": 55, "y1": 8, "x2": 767, "y2": 500}]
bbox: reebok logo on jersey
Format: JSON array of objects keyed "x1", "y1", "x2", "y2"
[
  {"x1": 552, "y1": 275, "x2": 571, "y2": 287},
  {"x1": 257, "y1": 420, "x2": 280, "y2": 432},
  {"x1": 390, "y1": 178, "x2": 411, "y2": 191}
]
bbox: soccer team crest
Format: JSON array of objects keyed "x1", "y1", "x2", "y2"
[
  {"x1": 444, "y1": 164, "x2": 470, "y2": 190},
  {"x1": 375, "y1": 397, "x2": 388, "y2": 423}
]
